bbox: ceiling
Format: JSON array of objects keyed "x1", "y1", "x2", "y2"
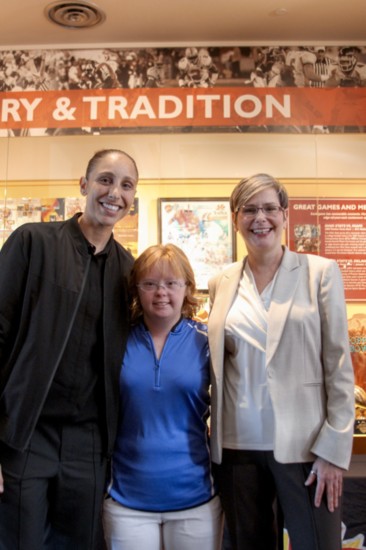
[{"x1": 1, "y1": 0, "x2": 365, "y2": 50}]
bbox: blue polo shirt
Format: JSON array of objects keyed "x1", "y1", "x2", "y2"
[{"x1": 107, "y1": 317, "x2": 216, "y2": 512}]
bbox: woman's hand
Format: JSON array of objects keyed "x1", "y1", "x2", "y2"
[{"x1": 304, "y1": 457, "x2": 344, "y2": 512}]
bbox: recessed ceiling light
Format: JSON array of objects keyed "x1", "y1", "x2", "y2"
[
  {"x1": 270, "y1": 7, "x2": 289, "y2": 16},
  {"x1": 45, "y1": 1, "x2": 105, "y2": 29}
]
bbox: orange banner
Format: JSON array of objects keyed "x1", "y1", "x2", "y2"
[{"x1": 1, "y1": 87, "x2": 366, "y2": 130}]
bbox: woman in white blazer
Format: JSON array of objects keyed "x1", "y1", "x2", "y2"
[{"x1": 208, "y1": 174, "x2": 355, "y2": 550}]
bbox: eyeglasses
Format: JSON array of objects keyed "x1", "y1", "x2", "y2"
[
  {"x1": 236, "y1": 204, "x2": 284, "y2": 218},
  {"x1": 137, "y1": 280, "x2": 186, "y2": 292}
]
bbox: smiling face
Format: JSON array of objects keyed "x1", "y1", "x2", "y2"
[
  {"x1": 137, "y1": 263, "x2": 187, "y2": 329},
  {"x1": 234, "y1": 188, "x2": 288, "y2": 255},
  {"x1": 80, "y1": 151, "x2": 138, "y2": 229}
]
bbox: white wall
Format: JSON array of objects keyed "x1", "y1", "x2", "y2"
[{"x1": 1, "y1": 132, "x2": 366, "y2": 181}]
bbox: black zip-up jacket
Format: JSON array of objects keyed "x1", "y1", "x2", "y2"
[{"x1": 0, "y1": 214, "x2": 133, "y2": 454}]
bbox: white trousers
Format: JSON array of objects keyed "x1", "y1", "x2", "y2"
[{"x1": 103, "y1": 495, "x2": 223, "y2": 550}]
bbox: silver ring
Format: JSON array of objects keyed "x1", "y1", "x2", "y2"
[{"x1": 310, "y1": 469, "x2": 317, "y2": 476}]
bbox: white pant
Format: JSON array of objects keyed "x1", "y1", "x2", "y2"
[{"x1": 103, "y1": 495, "x2": 223, "y2": 550}]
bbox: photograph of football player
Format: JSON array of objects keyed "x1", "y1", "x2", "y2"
[
  {"x1": 327, "y1": 46, "x2": 366, "y2": 87},
  {"x1": 177, "y1": 47, "x2": 219, "y2": 88}
]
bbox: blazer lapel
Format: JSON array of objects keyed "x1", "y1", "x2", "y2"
[
  {"x1": 266, "y1": 249, "x2": 301, "y2": 366},
  {"x1": 212, "y1": 262, "x2": 243, "y2": 315},
  {"x1": 209, "y1": 261, "x2": 243, "y2": 380}
]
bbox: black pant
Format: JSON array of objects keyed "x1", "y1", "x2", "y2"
[
  {"x1": 214, "y1": 449, "x2": 342, "y2": 550},
  {"x1": 0, "y1": 420, "x2": 107, "y2": 550}
]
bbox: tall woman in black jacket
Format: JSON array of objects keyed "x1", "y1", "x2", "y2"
[{"x1": 0, "y1": 148, "x2": 138, "y2": 549}]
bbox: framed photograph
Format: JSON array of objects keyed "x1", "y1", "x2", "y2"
[{"x1": 158, "y1": 198, "x2": 236, "y2": 291}]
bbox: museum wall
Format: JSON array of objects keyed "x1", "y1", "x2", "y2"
[
  {"x1": 0, "y1": 70, "x2": 365, "y2": 463},
  {"x1": 1, "y1": 131, "x2": 366, "y2": 261}
]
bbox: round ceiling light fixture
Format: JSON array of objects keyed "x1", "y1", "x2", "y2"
[
  {"x1": 45, "y1": 1, "x2": 105, "y2": 29},
  {"x1": 270, "y1": 7, "x2": 289, "y2": 16}
]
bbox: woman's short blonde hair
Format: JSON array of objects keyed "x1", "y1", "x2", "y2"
[
  {"x1": 130, "y1": 243, "x2": 201, "y2": 323},
  {"x1": 230, "y1": 173, "x2": 289, "y2": 219}
]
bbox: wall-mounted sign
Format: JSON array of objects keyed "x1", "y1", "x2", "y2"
[
  {"x1": 287, "y1": 198, "x2": 366, "y2": 301},
  {"x1": 0, "y1": 46, "x2": 365, "y2": 135}
]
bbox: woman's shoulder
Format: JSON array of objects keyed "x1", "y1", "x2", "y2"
[
  {"x1": 294, "y1": 250, "x2": 338, "y2": 270},
  {"x1": 187, "y1": 317, "x2": 208, "y2": 332},
  {"x1": 285, "y1": 247, "x2": 338, "y2": 271},
  {"x1": 209, "y1": 260, "x2": 243, "y2": 287},
  {"x1": 179, "y1": 318, "x2": 209, "y2": 343}
]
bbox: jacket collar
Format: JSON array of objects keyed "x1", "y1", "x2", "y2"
[{"x1": 68, "y1": 213, "x2": 113, "y2": 257}]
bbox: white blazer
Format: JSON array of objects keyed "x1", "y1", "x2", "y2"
[{"x1": 208, "y1": 247, "x2": 355, "y2": 470}]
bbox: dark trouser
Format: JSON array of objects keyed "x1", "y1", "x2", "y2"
[
  {"x1": 214, "y1": 449, "x2": 342, "y2": 550},
  {"x1": 0, "y1": 420, "x2": 107, "y2": 550}
]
